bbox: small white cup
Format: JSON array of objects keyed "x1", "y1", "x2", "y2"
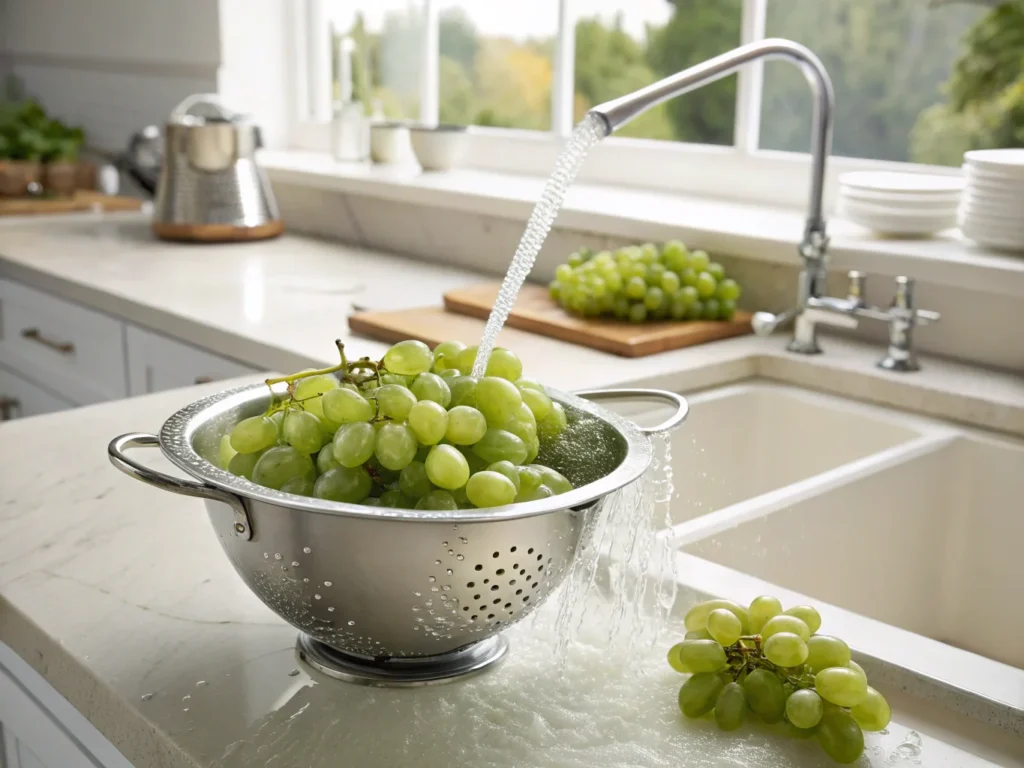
[
  {"x1": 369, "y1": 122, "x2": 411, "y2": 165},
  {"x1": 409, "y1": 125, "x2": 468, "y2": 172}
]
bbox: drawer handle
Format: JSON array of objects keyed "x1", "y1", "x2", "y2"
[
  {"x1": 0, "y1": 397, "x2": 20, "y2": 421},
  {"x1": 194, "y1": 376, "x2": 214, "y2": 384},
  {"x1": 21, "y1": 328, "x2": 75, "y2": 355}
]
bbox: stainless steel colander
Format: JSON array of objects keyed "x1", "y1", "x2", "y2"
[{"x1": 109, "y1": 384, "x2": 686, "y2": 684}]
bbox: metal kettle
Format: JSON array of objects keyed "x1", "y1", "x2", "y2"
[{"x1": 124, "y1": 94, "x2": 283, "y2": 242}]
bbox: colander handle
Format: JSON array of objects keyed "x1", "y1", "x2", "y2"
[
  {"x1": 108, "y1": 433, "x2": 253, "y2": 540},
  {"x1": 573, "y1": 389, "x2": 688, "y2": 434}
]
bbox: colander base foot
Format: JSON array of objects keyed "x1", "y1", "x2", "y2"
[{"x1": 296, "y1": 634, "x2": 509, "y2": 687}]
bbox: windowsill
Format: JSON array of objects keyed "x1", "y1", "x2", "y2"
[{"x1": 261, "y1": 149, "x2": 1024, "y2": 298}]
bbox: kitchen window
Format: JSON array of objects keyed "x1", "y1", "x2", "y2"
[{"x1": 291, "y1": 0, "x2": 1019, "y2": 208}]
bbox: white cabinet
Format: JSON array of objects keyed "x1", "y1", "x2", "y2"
[
  {"x1": 125, "y1": 325, "x2": 259, "y2": 396},
  {"x1": 0, "y1": 366, "x2": 75, "y2": 421}
]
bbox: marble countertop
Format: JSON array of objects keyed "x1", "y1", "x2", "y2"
[{"x1": 0, "y1": 213, "x2": 1022, "y2": 767}]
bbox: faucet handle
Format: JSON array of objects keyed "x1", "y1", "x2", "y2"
[
  {"x1": 847, "y1": 270, "x2": 867, "y2": 307},
  {"x1": 892, "y1": 276, "x2": 940, "y2": 325},
  {"x1": 751, "y1": 309, "x2": 796, "y2": 337}
]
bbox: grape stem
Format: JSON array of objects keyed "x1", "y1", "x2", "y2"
[
  {"x1": 265, "y1": 339, "x2": 350, "y2": 389},
  {"x1": 723, "y1": 634, "x2": 814, "y2": 689}
]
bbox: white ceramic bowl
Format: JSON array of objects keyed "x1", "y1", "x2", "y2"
[
  {"x1": 409, "y1": 125, "x2": 469, "y2": 171},
  {"x1": 964, "y1": 148, "x2": 1024, "y2": 178},
  {"x1": 839, "y1": 187, "x2": 961, "y2": 210},
  {"x1": 369, "y1": 121, "x2": 412, "y2": 165}
]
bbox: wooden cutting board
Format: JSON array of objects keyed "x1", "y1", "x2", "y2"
[
  {"x1": 441, "y1": 282, "x2": 752, "y2": 357},
  {"x1": 0, "y1": 190, "x2": 143, "y2": 216}
]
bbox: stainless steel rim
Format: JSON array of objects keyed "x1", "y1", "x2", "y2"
[
  {"x1": 137, "y1": 383, "x2": 686, "y2": 524},
  {"x1": 296, "y1": 634, "x2": 509, "y2": 687}
]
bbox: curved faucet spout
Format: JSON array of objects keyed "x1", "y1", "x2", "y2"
[{"x1": 588, "y1": 38, "x2": 835, "y2": 262}]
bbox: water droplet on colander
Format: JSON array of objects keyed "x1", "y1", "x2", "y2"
[
  {"x1": 196, "y1": 680, "x2": 207, "y2": 687},
  {"x1": 347, "y1": 620, "x2": 355, "y2": 626},
  {"x1": 183, "y1": 707, "x2": 190, "y2": 713},
  {"x1": 428, "y1": 575, "x2": 436, "y2": 583},
  {"x1": 303, "y1": 546, "x2": 312, "y2": 554},
  {"x1": 442, "y1": 585, "x2": 451, "y2": 591},
  {"x1": 434, "y1": 559, "x2": 442, "y2": 565},
  {"x1": 446, "y1": 568, "x2": 453, "y2": 575},
  {"x1": 327, "y1": 607, "x2": 335, "y2": 612},
  {"x1": 314, "y1": 594, "x2": 321, "y2": 600},
  {"x1": 414, "y1": 591, "x2": 422, "y2": 597},
  {"x1": 263, "y1": 553, "x2": 269, "y2": 559},
  {"x1": 291, "y1": 561, "x2": 300, "y2": 567},
  {"x1": 448, "y1": 549, "x2": 454, "y2": 556},
  {"x1": 456, "y1": 554, "x2": 465, "y2": 561},
  {"x1": 303, "y1": 578, "x2": 309, "y2": 583},
  {"x1": 274, "y1": 553, "x2": 282, "y2": 561},
  {"x1": 459, "y1": 537, "x2": 468, "y2": 544},
  {"x1": 182, "y1": 694, "x2": 191, "y2": 701},
  {"x1": 324, "y1": 581, "x2": 332, "y2": 587},
  {"x1": 441, "y1": 541, "x2": 448, "y2": 547},
  {"x1": 141, "y1": 693, "x2": 154, "y2": 701},
  {"x1": 288, "y1": 669, "x2": 300, "y2": 677}
]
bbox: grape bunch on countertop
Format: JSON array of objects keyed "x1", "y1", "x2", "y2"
[
  {"x1": 669, "y1": 596, "x2": 891, "y2": 764},
  {"x1": 549, "y1": 241, "x2": 742, "y2": 322},
  {"x1": 220, "y1": 340, "x2": 575, "y2": 510}
]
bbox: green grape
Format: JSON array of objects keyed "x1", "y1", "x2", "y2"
[
  {"x1": 515, "y1": 377, "x2": 543, "y2": 392},
  {"x1": 696, "y1": 271, "x2": 718, "y2": 299},
  {"x1": 701, "y1": 298, "x2": 721, "y2": 320},
  {"x1": 690, "y1": 250, "x2": 710, "y2": 272},
  {"x1": 433, "y1": 340, "x2": 466, "y2": 372},
  {"x1": 847, "y1": 660, "x2": 867, "y2": 681},
  {"x1": 660, "y1": 270, "x2": 681, "y2": 294},
  {"x1": 643, "y1": 286, "x2": 664, "y2": 311},
  {"x1": 405, "y1": 400, "x2": 446, "y2": 445},
  {"x1": 375, "y1": 384, "x2": 417, "y2": 420},
  {"x1": 313, "y1": 466, "x2": 372, "y2": 502},
  {"x1": 269, "y1": 410, "x2": 285, "y2": 440},
  {"x1": 548, "y1": 280, "x2": 562, "y2": 300},
  {"x1": 680, "y1": 267, "x2": 698, "y2": 287},
  {"x1": 461, "y1": 445, "x2": 489, "y2": 473},
  {"x1": 218, "y1": 434, "x2": 237, "y2": 469},
  {"x1": 850, "y1": 686, "x2": 891, "y2": 731},
  {"x1": 252, "y1": 446, "x2": 315, "y2": 490},
  {"x1": 640, "y1": 242, "x2": 659, "y2": 263},
  {"x1": 293, "y1": 374, "x2": 340, "y2": 401},
  {"x1": 517, "y1": 465, "x2": 543, "y2": 493},
  {"x1": 282, "y1": 410, "x2": 325, "y2": 454},
  {"x1": 661, "y1": 239, "x2": 689, "y2": 271},
  {"x1": 628, "y1": 303, "x2": 647, "y2": 323},
  {"x1": 814, "y1": 667, "x2": 869, "y2": 707},
  {"x1": 366, "y1": 455, "x2": 399, "y2": 485},
  {"x1": 718, "y1": 299, "x2": 737, "y2": 320},
  {"x1": 453, "y1": 345, "x2": 480, "y2": 375},
  {"x1": 425, "y1": 445, "x2": 470, "y2": 490},
  {"x1": 785, "y1": 688, "x2": 824, "y2": 729},
  {"x1": 742, "y1": 668, "x2": 786, "y2": 723},
  {"x1": 684, "y1": 300, "x2": 703, "y2": 320},
  {"x1": 537, "y1": 401, "x2": 567, "y2": 442},
  {"x1": 805, "y1": 635, "x2": 851, "y2": 672},
  {"x1": 503, "y1": 404, "x2": 537, "y2": 444},
  {"x1": 487, "y1": 461, "x2": 521, "y2": 493},
  {"x1": 784, "y1": 605, "x2": 822, "y2": 634},
  {"x1": 761, "y1": 614, "x2": 810, "y2": 641},
  {"x1": 228, "y1": 449, "x2": 266, "y2": 481},
  {"x1": 534, "y1": 465, "x2": 572, "y2": 494},
  {"x1": 748, "y1": 595, "x2": 782, "y2": 633},
  {"x1": 567, "y1": 251, "x2": 585, "y2": 268},
  {"x1": 383, "y1": 339, "x2": 433, "y2": 376},
  {"x1": 399, "y1": 461, "x2": 433, "y2": 499},
  {"x1": 678, "y1": 285, "x2": 699, "y2": 306},
  {"x1": 555, "y1": 264, "x2": 574, "y2": 283},
  {"x1": 379, "y1": 373, "x2": 410, "y2": 387},
  {"x1": 280, "y1": 476, "x2": 314, "y2": 496},
  {"x1": 604, "y1": 271, "x2": 623, "y2": 292},
  {"x1": 707, "y1": 262, "x2": 726, "y2": 281},
  {"x1": 322, "y1": 387, "x2": 375, "y2": 423},
  {"x1": 379, "y1": 489, "x2": 416, "y2": 508},
  {"x1": 685, "y1": 628, "x2": 713, "y2": 641},
  {"x1": 466, "y1": 471, "x2": 517, "y2": 507},
  {"x1": 516, "y1": 484, "x2": 553, "y2": 502},
  {"x1": 817, "y1": 708, "x2": 865, "y2": 764},
  {"x1": 410, "y1": 372, "x2": 452, "y2": 407},
  {"x1": 449, "y1": 375, "x2": 479, "y2": 407},
  {"x1": 669, "y1": 296, "x2": 688, "y2": 320},
  {"x1": 764, "y1": 632, "x2": 809, "y2": 667},
  {"x1": 317, "y1": 445, "x2": 341, "y2": 473},
  {"x1": 666, "y1": 643, "x2": 691, "y2": 673},
  {"x1": 521, "y1": 387, "x2": 552, "y2": 420},
  {"x1": 485, "y1": 347, "x2": 523, "y2": 381},
  {"x1": 625, "y1": 276, "x2": 647, "y2": 299},
  {"x1": 716, "y1": 277, "x2": 742, "y2": 301},
  {"x1": 684, "y1": 599, "x2": 749, "y2": 633},
  {"x1": 472, "y1": 429, "x2": 528, "y2": 465},
  {"x1": 230, "y1": 415, "x2": 278, "y2": 453},
  {"x1": 678, "y1": 672, "x2": 725, "y2": 719},
  {"x1": 374, "y1": 423, "x2": 418, "y2": 471},
  {"x1": 475, "y1": 377, "x2": 522, "y2": 426},
  {"x1": 612, "y1": 295, "x2": 630, "y2": 318},
  {"x1": 677, "y1": 639, "x2": 727, "y2": 673},
  {"x1": 446, "y1": 405, "x2": 487, "y2": 444},
  {"x1": 715, "y1": 682, "x2": 747, "y2": 731},
  {"x1": 706, "y1": 608, "x2": 742, "y2": 646},
  {"x1": 439, "y1": 368, "x2": 460, "y2": 382},
  {"x1": 587, "y1": 276, "x2": 607, "y2": 297},
  {"x1": 332, "y1": 422, "x2": 376, "y2": 467},
  {"x1": 415, "y1": 489, "x2": 458, "y2": 510}
]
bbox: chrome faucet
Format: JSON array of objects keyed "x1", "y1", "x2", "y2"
[{"x1": 588, "y1": 38, "x2": 940, "y2": 372}]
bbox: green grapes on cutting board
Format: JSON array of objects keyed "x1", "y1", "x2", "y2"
[
  {"x1": 222, "y1": 339, "x2": 574, "y2": 510},
  {"x1": 549, "y1": 240, "x2": 742, "y2": 322},
  {"x1": 667, "y1": 595, "x2": 890, "y2": 764}
]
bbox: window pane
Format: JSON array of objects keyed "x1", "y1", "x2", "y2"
[
  {"x1": 573, "y1": 1, "x2": 742, "y2": 145},
  {"x1": 437, "y1": 1, "x2": 558, "y2": 130},
  {"x1": 327, "y1": 1, "x2": 425, "y2": 120},
  {"x1": 759, "y1": 0, "x2": 997, "y2": 166}
]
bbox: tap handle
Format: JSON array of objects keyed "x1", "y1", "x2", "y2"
[
  {"x1": 847, "y1": 270, "x2": 867, "y2": 306},
  {"x1": 893, "y1": 276, "x2": 914, "y2": 310},
  {"x1": 751, "y1": 308, "x2": 796, "y2": 337}
]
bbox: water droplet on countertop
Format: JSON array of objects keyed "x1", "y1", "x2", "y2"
[
  {"x1": 182, "y1": 694, "x2": 191, "y2": 701},
  {"x1": 288, "y1": 669, "x2": 300, "y2": 677},
  {"x1": 183, "y1": 707, "x2": 190, "y2": 713},
  {"x1": 141, "y1": 693, "x2": 154, "y2": 701},
  {"x1": 303, "y1": 546, "x2": 312, "y2": 554},
  {"x1": 314, "y1": 593, "x2": 321, "y2": 600},
  {"x1": 196, "y1": 680, "x2": 207, "y2": 687},
  {"x1": 274, "y1": 553, "x2": 282, "y2": 560},
  {"x1": 291, "y1": 561, "x2": 300, "y2": 567},
  {"x1": 324, "y1": 580, "x2": 332, "y2": 587},
  {"x1": 348, "y1": 620, "x2": 356, "y2": 626}
]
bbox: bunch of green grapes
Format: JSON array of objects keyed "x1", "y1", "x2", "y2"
[
  {"x1": 668, "y1": 596, "x2": 891, "y2": 764},
  {"x1": 219, "y1": 339, "x2": 574, "y2": 510},
  {"x1": 548, "y1": 241, "x2": 742, "y2": 323}
]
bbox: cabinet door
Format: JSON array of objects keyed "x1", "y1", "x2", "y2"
[
  {"x1": 126, "y1": 325, "x2": 260, "y2": 396},
  {"x1": 0, "y1": 366, "x2": 75, "y2": 421}
]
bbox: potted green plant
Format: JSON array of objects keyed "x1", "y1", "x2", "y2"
[
  {"x1": 0, "y1": 101, "x2": 47, "y2": 197},
  {"x1": 43, "y1": 121, "x2": 85, "y2": 197}
]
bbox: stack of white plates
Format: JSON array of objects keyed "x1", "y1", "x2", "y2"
[
  {"x1": 958, "y1": 149, "x2": 1024, "y2": 252},
  {"x1": 837, "y1": 171, "x2": 964, "y2": 236}
]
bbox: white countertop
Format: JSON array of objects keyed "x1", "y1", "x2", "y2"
[{"x1": 0, "y1": 213, "x2": 1022, "y2": 767}]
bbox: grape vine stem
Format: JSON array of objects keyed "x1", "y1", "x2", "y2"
[{"x1": 265, "y1": 339, "x2": 349, "y2": 389}]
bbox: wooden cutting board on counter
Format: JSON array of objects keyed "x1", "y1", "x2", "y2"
[
  {"x1": 0, "y1": 190, "x2": 143, "y2": 216},
  {"x1": 349, "y1": 282, "x2": 752, "y2": 357}
]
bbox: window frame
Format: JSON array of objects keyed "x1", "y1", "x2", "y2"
[{"x1": 288, "y1": 0, "x2": 964, "y2": 211}]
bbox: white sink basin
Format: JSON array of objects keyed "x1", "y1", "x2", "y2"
[
  {"x1": 684, "y1": 433, "x2": 1024, "y2": 670},
  {"x1": 663, "y1": 381, "x2": 928, "y2": 526}
]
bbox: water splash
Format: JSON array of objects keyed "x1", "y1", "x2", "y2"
[
  {"x1": 888, "y1": 730, "x2": 923, "y2": 763},
  {"x1": 472, "y1": 114, "x2": 607, "y2": 378}
]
